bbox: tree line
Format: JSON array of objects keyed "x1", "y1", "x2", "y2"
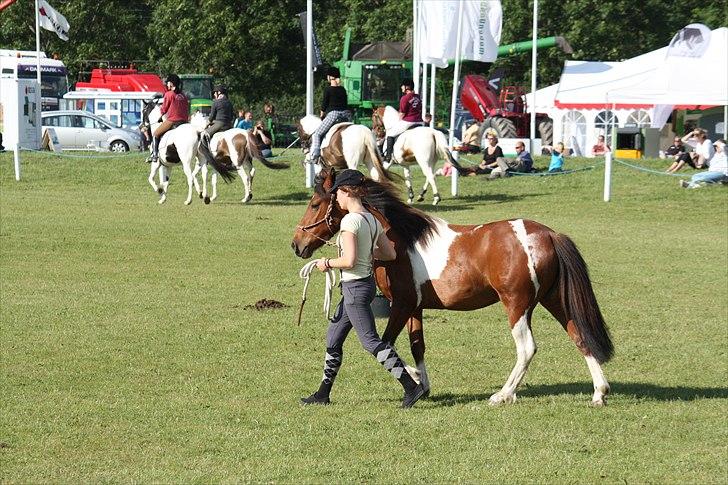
[{"x1": 1, "y1": 0, "x2": 724, "y2": 117}]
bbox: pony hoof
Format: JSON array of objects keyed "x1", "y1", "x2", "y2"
[
  {"x1": 591, "y1": 396, "x2": 607, "y2": 407},
  {"x1": 489, "y1": 392, "x2": 516, "y2": 406},
  {"x1": 406, "y1": 198, "x2": 414, "y2": 205},
  {"x1": 204, "y1": 196, "x2": 211, "y2": 205},
  {"x1": 432, "y1": 196, "x2": 441, "y2": 206},
  {"x1": 416, "y1": 195, "x2": 425, "y2": 202},
  {"x1": 198, "y1": 192, "x2": 203, "y2": 199},
  {"x1": 157, "y1": 188, "x2": 164, "y2": 195},
  {"x1": 242, "y1": 194, "x2": 252, "y2": 203},
  {"x1": 184, "y1": 200, "x2": 192, "y2": 206}
]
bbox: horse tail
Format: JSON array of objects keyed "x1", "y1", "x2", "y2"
[
  {"x1": 364, "y1": 129, "x2": 394, "y2": 181},
  {"x1": 433, "y1": 129, "x2": 467, "y2": 175},
  {"x1": 245, "y1": 132, "x2": 289, "y2": 170},
  {"x1": 550, "y1": 232, "x2": 614, "y2": 364},
  {"x1": 198, "y1": 132, "x2": 237, "y2": 183}
]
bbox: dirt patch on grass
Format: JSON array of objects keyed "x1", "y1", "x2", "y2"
[{"x1": 245, "y1": 299, "x2": 288, "y2": 310}]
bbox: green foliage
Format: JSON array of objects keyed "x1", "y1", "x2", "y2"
[
  {"x1": 1, "y1": 0, "x2": 725, "y2": 114},
  {"x1": 0, "y1": 151, "x2": 726, "y2": 482}
]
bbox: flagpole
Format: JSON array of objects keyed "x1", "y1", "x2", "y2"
[
  {"x1": 422, "y1": 61, "x2": 428, "y2": 119},
  {"x1": 529, "y1": 0, "x2": 538, "y2": 154},
  {"x1": 448, "y1": 0, "x2": 465, "y2": 197},
  {"x1": 305, "y1": 0, "x2": 314, "y2": 188},
  {"x1": 429, "y1": 64, "x2": 436, "y2": 127},
  {"x1": 412, "y1": 0, "x2": 419, "y2": 94},
  {"x1": 34, "y1": 0, "x2": 41, "y2": 86}
]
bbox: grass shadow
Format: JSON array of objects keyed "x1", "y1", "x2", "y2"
[{"x1": 426, "y1": 381, "x2": 728, "y2": 407}]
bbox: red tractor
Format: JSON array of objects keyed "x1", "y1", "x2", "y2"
[{"x1": 460, "y1": 73, "x2": 553, "y2": 150}]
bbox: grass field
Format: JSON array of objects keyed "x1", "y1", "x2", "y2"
[{"x1": 1, "y1": 149, "x2": 726, "y2": 483}]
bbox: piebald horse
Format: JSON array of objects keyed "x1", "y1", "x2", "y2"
[
  {"x1": 297, "y1": 115, "x2": 390, "y2": 182},
  {"x1": 292, "y1": 169, "x2": 614, "y2": 406},
  {"x1": 193, "y1": 128, "x2": 289, "y2": 204},
  {"x1": 141, "y1": 100, "x2": 236, "y2": 204},
  {"x1": 372, "y1": 106, "x2": 466, "y2": 205}
]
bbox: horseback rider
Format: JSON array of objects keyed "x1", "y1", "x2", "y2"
[
  {"x1": 383, "y1": 79, "x2": 423, "y2": 163},
  {"x1": 149, "y1": 74, "x2": 189, "y2": 163},
  {"x1": 205, "y1": 84, "x2": 234, "y2": 137},
  {"x1": 306, "y1": 66, "x2": 352, "y2": 163}
]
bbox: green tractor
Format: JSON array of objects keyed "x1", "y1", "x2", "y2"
[
  {"x1": 180, "y1": 74, "x2": 214, "y2": 117},
  {"x1": 334, "y1": 28, "x2": 413, "y2": 126}
]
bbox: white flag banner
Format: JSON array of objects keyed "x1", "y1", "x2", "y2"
[
  {"x1": 38, "y1": 0, "x2": 70, "y2": 41},
  {"x1": 418, "y1": 0, "x2": 502, "y2": 68},
  {"x1": 461, "y1": 0, "x2": 502, "y2": 63}
]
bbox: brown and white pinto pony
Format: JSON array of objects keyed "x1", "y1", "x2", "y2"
[
  {"x1": 291, "y1": 169, "x2": 614, "y2": 406},
  {"x1": 297, "y1": 115, "x2": 391, "y2": 182},
  {"x1": 193, "y1": 128, "x2": 288, "y2": 204},
  {"x1": 372, "y1": 106, "x2": 466, "y2": 205}
]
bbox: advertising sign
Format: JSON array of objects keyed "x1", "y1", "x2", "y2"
[{"x1": 0, "y1": 77, "x2": 42, "y2": 149}]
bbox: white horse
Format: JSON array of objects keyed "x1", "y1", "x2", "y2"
[
  {"x1": 141, "y1": 100, "x2": 236, "y2": 204},
  {"x1": 193, "y1": 128, "x2": 288, "y2": 204},
  {"x1": 297, "y1": 115, "x2": 390, "y2": 182},
  {"x1": 379, "y1": 105, "x2": 465, "y2": 205}
]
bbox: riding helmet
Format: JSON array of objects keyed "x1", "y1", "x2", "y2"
[
  {"x1": 401, "y1": 79, "x2": 415, "y2": 90},
  {"x1": 213, "y1": 84, "x2": 227, "y2": 95},
  {"x1": 165, "y1": 74, "x2": 182, "y2": 89},
  {"x1": 327, "y1": 66, "x2": 341, "y2": 79}
]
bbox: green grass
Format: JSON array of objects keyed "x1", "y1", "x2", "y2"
[{"x1": 1, "y1": 149, "x2": 726, "y2": 483}]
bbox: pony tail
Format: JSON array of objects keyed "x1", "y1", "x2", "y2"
[
  {"x1": 364, "y1": 131, "x2": 394, "y2": 182},
  {"x1": 198, "y1": 132, "x2": 237, "y2": 183},
  {"x1": 245, "y1": 131, "x2": 288, "y2": 170},
  {"x1": 434, "y1": 131, "x2": 467, "y2": 175},
  {"x1": 550, "y1": 233, "x2": 614, "y2": 364}
]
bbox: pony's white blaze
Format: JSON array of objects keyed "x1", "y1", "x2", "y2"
[
  {"x1": 509, "y1": 219, "x2": 540, "y2": 294},
  {"x1": 408, "y1": 219, "x2": 460, "y2": 306},
  {"x1": 300, "y1": 115, "x2": 321, "y2": 136}
]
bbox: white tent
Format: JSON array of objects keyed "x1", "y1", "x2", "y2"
[{"x1": 608, "y1": 27, "x2": 727, "y2": 108}]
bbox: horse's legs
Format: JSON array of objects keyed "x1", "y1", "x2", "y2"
[
  {"x1": 404, "y1": 309, "x2": 430, "y2": 395},
  {"x1": 158, "y1": 165, "x2": 169, "y2": 204},
  {"x1": 210, "y1": 172, "x2": 218, "y2": 202},
  {"x1": 540, "y1": 292, "x2": 610, "y2": 406},
  {"x1": 148, "y1": 161, "x2": 161, "y2": 194},
  {"x1": 191, "y1": 161, "x2": 202, "y2": 198},
  {"x1": 402, "y1": 166, "x2": 415, "y2": 203},
  {"x1": 182, "y1": 161, "x2": 194, "y2": 205},
  {"x1": 423, "y1": 164, "x2": 441, "y2": 205},
  {"x1": 490, "y1": 303, "x2": 537, "y2": 405},
  {"x1": 237, "y1": 164, "x2": 252, "y2": 203}
]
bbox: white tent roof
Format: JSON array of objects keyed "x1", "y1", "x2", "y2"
[
  {"x1": 524, "y1": 83, "x2": 559, "y2": 111},
  {"x1": 554, "y1": 26, "x2": 727, "y2": 110},
  {"x1": 608, "y1": 27, "x2": 727, "y2": 107}
]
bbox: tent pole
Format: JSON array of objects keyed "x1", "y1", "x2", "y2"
[
  {"x1": 529, "y1": 0, "x2": 538, "y2": 153},
  {"x1": 723, "y1": 105, "x2": 727, "y2": 139},
  {"x1": 305, "y1": 0, "x2": 314, "y2": 189},
  {"x1": 448, "y1": 0, "x2": 465, "y2": 197},
  {"x1": 429, "y1": 64, "x2": 436, "y2": 127},
  {"x1": 604, "y1": 102, "x2": 616, "y2": 202}
]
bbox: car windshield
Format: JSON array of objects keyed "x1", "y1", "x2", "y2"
[{"x1": 183, "y1": 78, "x2": 212, "y2": 100}]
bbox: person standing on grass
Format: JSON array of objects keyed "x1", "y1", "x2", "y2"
[{"x1": 300, "y1": 169, "x2": 426, "y2": 409}]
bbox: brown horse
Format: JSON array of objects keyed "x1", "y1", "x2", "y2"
[
  {"x1": 297, "y1": 115, "x2": 391, "y2": 182},
  {"x1": 292, "y1": 169, "x2": 614, "y2": 406}
]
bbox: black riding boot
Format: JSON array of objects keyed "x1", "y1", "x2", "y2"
[
  {"x1": 148, "y1": 136, "x2": 160, "y2": 163},
  {"x1": 374, "y1": 343, "x2": 425, "y2": 408},
  {"x1": 301, "y1": 347, "x2": 343, "y2": 405},
  {"x1": 384, "y1": 136, "x2": 395, "y2": 163}
]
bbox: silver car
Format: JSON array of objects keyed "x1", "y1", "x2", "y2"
[{"x1": 41, "y1": 110, "x2": 142, "y2": 152}]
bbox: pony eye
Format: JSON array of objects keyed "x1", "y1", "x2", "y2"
[{"x1": 310, "y1": 203, "x2": 320, "y2": 210}]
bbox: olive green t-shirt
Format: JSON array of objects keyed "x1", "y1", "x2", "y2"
[{"x1": 337, "y1": 212, "x2": 383, "y2": 282}]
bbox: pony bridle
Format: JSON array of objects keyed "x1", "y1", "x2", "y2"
[{"x1": 296, "y1": 195, "x2": 339, "y2": 248}]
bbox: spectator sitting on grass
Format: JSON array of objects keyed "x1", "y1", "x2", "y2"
[
  {"x1": 548, "y1": 142, "x2": 566, "y2": 172},
  {"x1": 235, "y1": 111, "x2": 254, "y2": 130},
  {"x1": 681, "y1": 128, "x2": 714, "y2": 169},
  {"x1": 664, "y1": 135, "x2": 695, "y2": 173},
  {"x1": 591, "y1": 135, "x2": 611, "y2": 156},
  {"x1": 487, "y1": 141, "x2": 534, "y2": 179},
  {"x1": 680, "y1": 139, "x2": 728, "y2": 189}
]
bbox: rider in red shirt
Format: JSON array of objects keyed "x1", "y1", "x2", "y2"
[
  {"x1": 150, "y1": 74, "x2": 189, "y2": 163},
  {"x1": 384, "y1": 79, "x2": 423, "y2": 162}
]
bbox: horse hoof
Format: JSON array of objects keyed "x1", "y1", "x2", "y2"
[
  {"x1": 416, "y1": 195, "x2": 425, "y2": 202},
  {"x1": 198, "y1": 192, "x2": 203, "y2": 199},
  {"x1": 242, "y1": 194, "x2": 252, "y2": 203},
  {"x1": 184, "y1": 200, "x2": 192, "y2": 206},
  {"x1": 204, "y1": 196, "x2": 211, "y2": 205},
  {"x1": 591, "y1": 396, "x2": 607, "y2": 407},
  {"x1": 432, "y1": 196, "x2": 441, "y2": 206},
  {"x1": 489, "y1": 392, "x2": 516, "y2": 406},
  {"x1": 157, "y1": 188, "x2": 164, "y2": 195},
  {"x1": 406, "y1": 198, "x2": 414, "y2": 205}
]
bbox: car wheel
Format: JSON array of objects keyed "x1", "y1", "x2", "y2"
[{"x1": 110, "y1": 140, "x2": 129, "y2": 152}]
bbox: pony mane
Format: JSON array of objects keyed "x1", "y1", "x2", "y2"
[
  {"x1": 314, "y1": 171, "x2": 438, "y2": 250},
  {"x1": 300, "y1": 115, "x2": 322, "y2": 136}
]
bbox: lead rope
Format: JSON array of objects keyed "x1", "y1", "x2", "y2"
[{"x1": 297, "y1": 261, "x2": 339, "y2": 326}]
